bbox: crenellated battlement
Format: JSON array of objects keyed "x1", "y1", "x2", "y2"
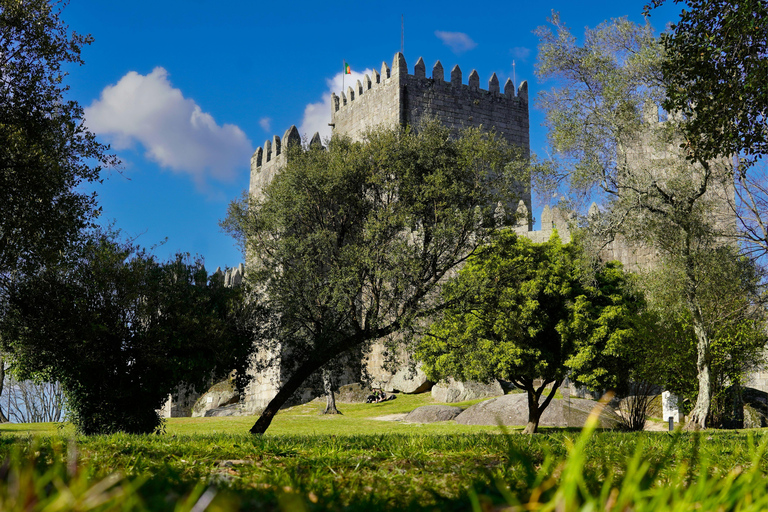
[
  {"x1": 249, "y1": 125, "x2": 325, "y2": 201},
  {"x1": 251, "y1": 52, "x2": 531, "y2": 212},
  {"x1": 331, "y1": 53, "x2": 528, "y2": 119},
  {"x1": 330, "y1": 54, "x2": 529, "y2": 206}
]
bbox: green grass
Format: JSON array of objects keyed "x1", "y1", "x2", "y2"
[
  {"x1": 2, "y1": 396, "x2": 768, "y2": 510},
  {"x1": 0, "y1": 393, "x2": 509, "y2": 437}
]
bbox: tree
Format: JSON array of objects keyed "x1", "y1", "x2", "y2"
[
  {"x1": 649, "y1": 0, "x2": 768, "y2": 261},
  {"x1": 636, "y1": 246, "x2": 767, "y2": 426},
  {"x1": 0, "y1": 233, "x2": 255, "y2": 434},
  {"x1": 0, "y1": 0, "x2": 116, "y2": 424},
  {"x1": 416, "y1": 230, "x2": 642, "y2": 434},
  {"x1": 0, "y1": 0, "x2": 115, "y2": 281},
  {"x1": 222, "y1": 122, "x2": 525, "y2": 434},
  {"x1": 649, "y1": 0, "x2": 768, "y2": 164},
  {"x1": 535, "y1": 15, "x2": 738, "y2": 429}
]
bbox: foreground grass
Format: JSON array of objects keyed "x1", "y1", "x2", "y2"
[{"x1": 1, "y1": 397, "x2": 767, "y2": 510}]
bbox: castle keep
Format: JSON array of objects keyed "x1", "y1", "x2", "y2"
[
  {"x1": 223, "y1": 53, "x2": 539, "y2": 415},
  {"x1": 251, "y1": 53, "x2": 532, "y2": 213}
]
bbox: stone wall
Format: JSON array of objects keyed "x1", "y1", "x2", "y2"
[{"x1": 331, "y1": 52, "x2": 531, "y2": 209}]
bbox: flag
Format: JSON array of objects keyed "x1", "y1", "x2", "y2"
[{"x1": 344, "y1": 61, "x2": 351, "y2": 74}]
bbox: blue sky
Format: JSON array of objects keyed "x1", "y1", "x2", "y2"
[{"x1": 62, "y1": 0, "x2": 684, "y2": 270}]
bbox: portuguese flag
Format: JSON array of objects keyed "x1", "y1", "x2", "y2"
[{"x1": 344, "y1": 61, "x2": 351, "y2": 74}]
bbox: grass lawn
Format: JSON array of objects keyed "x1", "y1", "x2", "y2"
[
  {"x1": 1, "y1": 394, "x2": 768, "y2": 511},
  {"x1": 0, "y1": 392, "x2": 556, "y2": 437}
]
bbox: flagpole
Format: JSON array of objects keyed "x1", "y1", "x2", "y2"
[
  {"x1": 513, "y1": 60, "x2": 516, "y2": 89},
  {"x1": 342, "y1": 59, "x2": 345, "y2": 95}
]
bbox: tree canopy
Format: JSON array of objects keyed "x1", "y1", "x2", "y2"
[
  {"x1": 0, "y1": 233, "x2": 255, "y2": 435},
  {"x1": 652, "y1": 0, "x2": 768, "y2": 163},
  {"x1": 416, "y1": 230, "x2": 643, "y2": 434},
  {"x1": 0, "y1": 0, "x2": 115, "y2": 282},
  {"x1": 222, "y1": 122, "x2": 527, "y2": 434},
  {"x1": 535, "y1": 15, "x2": 738, "y2": 428}
]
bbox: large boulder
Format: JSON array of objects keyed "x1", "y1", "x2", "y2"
[
  {"x1": 192, "y1": 379, "x2": 240, "y2": 418},
  {"x1": 432, "y1": 378, "x2": 504, "y2": 403},
  {"x1": 386, "y1": 365, "x2": 433, "y2": 394},
  {"x1": 741, "y1": 387, "x2": 768, "y2": 428},
  {"x1": 455, "y1": 394, "x2": 621, "y2": 428},
  {"x1": 404, "y1": 405, "x2": 463, "y2": 423},
  {"x1": 336, "y1": 383, "x2": 374, "y2": 403}
]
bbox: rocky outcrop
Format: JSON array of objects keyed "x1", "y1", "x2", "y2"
[
  {"x1": 192, "y1": 379, "x2": 240, "y2": 418},
  {"x1": 386, "y1": 365, "x2": 432, "y2": 394},
  {"x1": 431, "y1": 378, "x2": 504, "y2": 403},
  {"x1": 336, "y1": 383, "x2": 375, "y2": 403},
  {"x1": 404, "y1": 405, "x2": 463, "y2": 423},
  {"x1": 455, "y1": 394, "x2": 621, "y2": 428}
]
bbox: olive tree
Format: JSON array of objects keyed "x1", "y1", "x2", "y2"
[
  {"x1": 222, "y1": 122, "x2": 526, "y2": 434},
  {"x1": 535, "y1": 15, "x2": 739, "y2": 429}
]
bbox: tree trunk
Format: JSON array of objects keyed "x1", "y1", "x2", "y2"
[
  {"x1": 522, "y1": 378, "x2": 562, "y2": 434},
  {"x1": 523, "y1": 388, "x2": 542, "y2": 434},
  {"x1": 250, "y1": 356, "x2": 327, "y2": 435},
  {"x1": 0, "y1": 357, "x2": 8, "y2": 423},
  {"x1": 322, "y1": 368, "x2": 340, "y2": 415},
  {"x1": 683, "y1": 246, "x2": 712, "y2": 431},
  {"x1": 686, "y1": 321, "x2": 712, "y2": 430}
]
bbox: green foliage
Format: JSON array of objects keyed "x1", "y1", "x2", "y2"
[
  {"x1": 655, "y1": 0, "x2": 768, "y2": 163},
  {"x1": 0, "y1": 232, "x2": 255, "y2": 435},
  {"x1": 222, "y1": 121, "x2": 526, "y2": 433},
  {"x1": 0, "y1": 0, "x2": 116, "y2": 281},
  {"x1": 563, "y1": 261, "x2": 647, "y2": 393},
  {"x1": 417, "y1": 231, "x2": 577, "y2": 386},
  {"x1": 417, "y1": 230, "x2": 643, "y2": 431}
]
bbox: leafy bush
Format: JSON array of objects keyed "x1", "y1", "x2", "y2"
[{"x1": 0, "y1": 233, "x2": 255, "y2": 435}]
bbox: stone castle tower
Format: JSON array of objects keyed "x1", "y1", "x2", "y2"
[
  {"x1": 233, "y1": 53, "x2": 541, "y2": 414},
  {"x1": 251, "y1": 52, "x2": 532, "y2": 213},
  {"x1": 162, "y1": 53, "x2": 591, "y2": 417}
]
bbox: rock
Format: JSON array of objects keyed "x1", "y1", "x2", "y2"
[
  {"x1": 455, "y1": 394, "x2": 621, "y2": 428},
  {"x1": 404, "y1": 405, "x2": 463, "y2": 423},
  {"x1": 741, "y1": 387, "x2": 768, "y2": 428},
  {"x1": 387, "y1": 365, "x2": 432, "y2": 394},
  {"x1": 204, "y1": 404, "x2": 244, "y2": 417},
  {"x1": 432, "y1": 378, "x2": 504, "y2": 403},
  {"x1": 192, "y1": 379, "x2": 240, "y2": 418},
  {"x1": 336, "y1": 383, "x2": 374, "y2": 403}
]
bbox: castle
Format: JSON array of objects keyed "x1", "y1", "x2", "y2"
[
  {"x1": 163, "y1": 52, "x2": 763, "y2": 418},
  {"x1": 237, "y1": 53, "x2": 588, "y2": 415}
]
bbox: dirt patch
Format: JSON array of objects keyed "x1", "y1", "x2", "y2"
[{"x1": 370, "y1": 413, "x2": 408, "y2": 422}]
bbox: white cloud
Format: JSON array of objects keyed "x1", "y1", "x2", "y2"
[
  {"x1": 259, "y1": 117, "x2": 272, "y2": 132},
  {"x1": 299, "y1": 68, "x2": 372, "y2": 141},
  {"x1": 435, "y1": 31, "x2": 477, "y2": 55},
  {"x1": 85, "y1": 67, "x2": 253, "y2": 188},
  {"x1": 511, "y1": 47, "x2": 531, "y2": 62}
]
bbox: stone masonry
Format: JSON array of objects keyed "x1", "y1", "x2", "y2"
[{"x1": 162, "y1": 52, "x2": 764, "y2": 418}]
